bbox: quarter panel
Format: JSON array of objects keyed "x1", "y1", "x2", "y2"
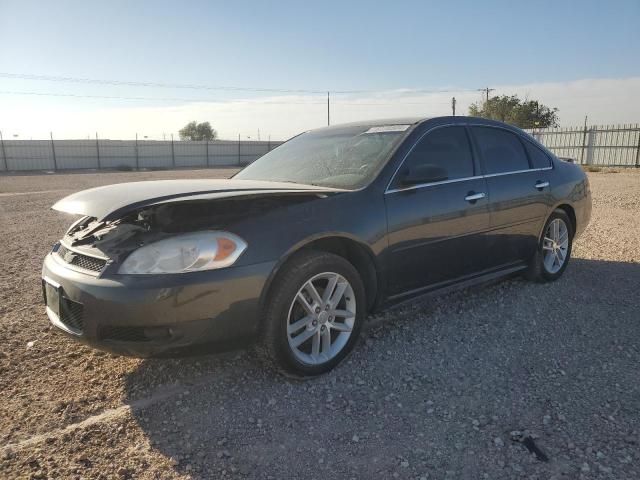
[{"x1": 547, "y1": 159, "x2": 592, "y2": 238}]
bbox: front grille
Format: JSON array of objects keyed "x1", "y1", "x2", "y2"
[
  {"x1": 56, "y1": 244, "x2": 107, "y2": 273},
  {"x1": 60, "y1": 297, "x2": 84, "y2": 332},
  {"x1": 100, "y1": 326, "x2": 150, "y2": 342}
]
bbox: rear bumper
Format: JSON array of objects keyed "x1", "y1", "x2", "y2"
[{"x1": 42, "y1": 253, "x2": 275, "y2": 356}]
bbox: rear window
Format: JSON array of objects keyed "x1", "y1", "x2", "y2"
[
  {"x1": 472, "y1": 127, "x2": 529, "y2": 174},
  {"x1": 525, "y1": 141, "x2": 552, "y2": 169}
]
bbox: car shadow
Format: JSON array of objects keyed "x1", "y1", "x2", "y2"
[{"x1": 123, "y1": 257, "x2": 640, "y2": 479}]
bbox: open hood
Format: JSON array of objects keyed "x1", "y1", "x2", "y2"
[{"x1": 52, "y1": 179, "x2": 341, "y2": 222}]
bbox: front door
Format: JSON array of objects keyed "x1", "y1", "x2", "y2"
[{"x1": 385, "y1": 125, "x2": 491, "y2": 298}]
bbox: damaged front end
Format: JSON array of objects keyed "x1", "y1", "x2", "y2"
[
  {"x1": 42, "y1": 181, "x2": 339, "y2": 355},
  {"x1": 48, "y1": 178, "x2": 341, "y2": 274},
  {"x1": 53, "y1": 193, "x2": 328, "y2": 276}
]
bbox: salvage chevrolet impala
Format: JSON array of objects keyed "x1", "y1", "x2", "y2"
[{"x1": 42, "y1": 117, "x2": 591, "y2": 376}]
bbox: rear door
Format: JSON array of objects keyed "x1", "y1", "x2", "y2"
[
  {"x1": 385, "y1": 125, "x2": 491, "y2": 297},
  {"x1": 469, "y1": 126, "x2": 552, "y2": 267}
]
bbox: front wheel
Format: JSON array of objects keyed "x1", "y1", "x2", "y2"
[
  {"x1": 258, "y1": 251, "x2": 366, "y2": 377},
  {"x1": 525, "y1": 209, "x2": 573, "y2": 282}
]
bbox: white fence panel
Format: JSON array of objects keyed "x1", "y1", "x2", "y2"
[
  {"x1": 527, "y1": 124, "x2": 640, "y2": 167},
  {"x1": 138, "y1": 141, "x2": 173, "y2": 169},
  {"x1": 97, "y1": 141, "x2": 137, "y2": 169},
  {"x1": 56, "y1": 140, "x2": 99, "y2": 169},
  {"x1": 3, "y1": 140, "x2": 54, "y2": 170},
  {"x1": 0, "y1": 138, "x2": 285, "y2": 172},
  {"x1": 209, "y1": 141, "x2": 240, "y2": 166},
  {"x1": 240, "y1": 141, "x2": 272, "y2": 165},
  {"x1": 174, "y1": 141, "x2": 207, "y2": 167}
]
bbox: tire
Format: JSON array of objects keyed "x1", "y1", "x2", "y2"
[
  {"x1": 525, "y1": 209, "x2": 574, "y2": 282},
  {"x1": 258, "y1": 251, "x2": 366, "y2": 377}
]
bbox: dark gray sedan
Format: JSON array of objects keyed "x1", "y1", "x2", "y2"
[{"x1": 42, "y1": 116, "x2": 591, "y2": 376}]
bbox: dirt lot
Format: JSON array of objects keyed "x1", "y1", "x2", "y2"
[{"x1": 1, "y1": 168, "x2": 639, "y2": 479}]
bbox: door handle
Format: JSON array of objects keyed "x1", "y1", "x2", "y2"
[
  {"x1": 464, "y1": 192, "x2": 486, "y2": 202},
  {"x1": 534, "y1": 181, "x2": 550, "y2": 190}
]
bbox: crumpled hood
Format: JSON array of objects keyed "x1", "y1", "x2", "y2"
[{"x1": 52, "y1": 178, "x2": 341, "y2": 222}]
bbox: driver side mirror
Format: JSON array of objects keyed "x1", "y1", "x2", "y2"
[{"x1": 399, "y1": 164, "x2": 448, "y2": 186}]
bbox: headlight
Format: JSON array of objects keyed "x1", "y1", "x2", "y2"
[{"x1": 118, "y1": 231, "x2": 247, "y2": 274}]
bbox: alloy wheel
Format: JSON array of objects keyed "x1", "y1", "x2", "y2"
[
  {"x1": 286, "y1": 272, "x2": 356, "y2": 365},
  {"x1": 542, "y1": 218, "x2": 569, "y2": 274}
]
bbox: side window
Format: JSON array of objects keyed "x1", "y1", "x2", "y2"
[
  {"x1": 397, "y1": 126, "x2": 474, "y2": 184},
  {"x1": 524, "y1": 141, "x2": 552, "y2": 169},
  {"x1": 472, "y1": 127, "x2": 529, "y2": 174}
]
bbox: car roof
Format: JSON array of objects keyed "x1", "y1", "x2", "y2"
[
  {"x1": 310, "y1": 116, "x2": 527, "y2": 136},
  {"x1": 322, "y1": 116, "x2": 521, "y2": 129},
  {"x1": 317, "y1": 117, "x2": 428, "y2": 130}
]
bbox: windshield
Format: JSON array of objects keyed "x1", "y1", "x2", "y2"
[{"x1": 234, "y1": 125, "x2": 410, "y2": 189}]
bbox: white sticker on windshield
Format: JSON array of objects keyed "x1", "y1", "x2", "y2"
[{"x1": 364, "y1": 125, "x2": 410, "y2": 134}]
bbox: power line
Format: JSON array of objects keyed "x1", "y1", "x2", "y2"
[
  {"x1": 0, "y1": 71, "x2": 480, "y2": 96},
  {"x1": 0, "y1": 89, "x2": 451, "y2": 106},
  {"x1": 0, "y1": 90, "x2": 229, "y2": 102},
  {"x1": 0, "y1": 72, "x2": 362, "y2": 94},
  {"x1": 0, "y1": 90, "x2": 327, "y2": 103}
]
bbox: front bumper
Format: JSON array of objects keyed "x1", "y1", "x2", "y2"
[{"x1": 42, "y1": 252, "x2": 275, "y2": 356}]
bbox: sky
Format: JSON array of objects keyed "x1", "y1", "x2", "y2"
[{"x1": 0, "y1": 0, "x2": 639, "y2": 140}]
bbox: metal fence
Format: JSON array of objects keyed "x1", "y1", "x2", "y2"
[
  {"x1": 526, "y1": 124, "x2": 640, "y2": 167},
  {"x1": 0, "y1": 138, "x2": 284, "y2": 172},
  {"x1": 2, "y1": 124, "x2": 639, "y2": 171}
]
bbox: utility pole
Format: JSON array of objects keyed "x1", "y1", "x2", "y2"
[
  {"x1": 530, "y1": 101, "x2": 542, "y2": 131},
  {"x1": 478, "y1": 87, "x2": 495, "y2": 104},
  {"x1": 50, "y1": 131, "x2": 57, "y2": 170},
  {"x1": 580, "y1": 115, "x2": 588, "y2": 165},
  {"x1": 451, "y1": 97, "x2": 456, "y2": 116},
  {"x1": 170, "y1": 133, "x2": 175, "y2": 167},
  {"x1": 327, "y1": 91, "x2": 330, "y2": 126},
  {"x1": 95, "y1": 132, "x2": 101, "y2": 169},
  {"x1": 0, "y1": 130, "x2": 7, "y2": 171}
]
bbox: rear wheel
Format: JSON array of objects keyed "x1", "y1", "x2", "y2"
[
  {"x1": 526, "y1": 209, "x2": 573, "y2": 282},
  {"x1": 259, "y1": 251, "x2": 366, "y2": 377}
]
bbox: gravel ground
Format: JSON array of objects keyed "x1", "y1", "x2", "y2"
[{"x1": 1, "y1": 168, "x2": 639, "y2": 479}]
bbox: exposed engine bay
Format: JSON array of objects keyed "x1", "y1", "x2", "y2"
[{"x1": 61, "y1": 195, "x2": 317, "y2": 262}]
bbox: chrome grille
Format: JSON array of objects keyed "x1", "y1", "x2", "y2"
[{"x1": 56, "y1": 244, "x2": 107, "y2": 273}]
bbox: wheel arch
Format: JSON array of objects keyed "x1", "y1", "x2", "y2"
[
  {"x1": 538, "y1": 203, "x2": 577, "y2": 241},
  {"x1": 554, "y1": 203, "x2": 577, "y2": 235},
  {"x1": 258, "y1": 233, "x2": 381, "y2": 317}
]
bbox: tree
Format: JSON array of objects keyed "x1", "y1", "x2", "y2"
[
  {"x1": 468, "y1": 95, "x2": 559, "y2": 129},
  {"x1": 178, "y1": 121, "x2": 218, "y2": 141}
]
